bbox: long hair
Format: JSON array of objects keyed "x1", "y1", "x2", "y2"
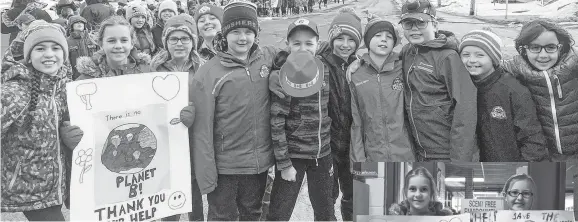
[
  {"x1": 96, "y1": 16, "x2": 140, "y2": 60},
  {"x1": 394, "y1": 167, "x2": 446, "y2": 215},
  {"x1": 514, "y1": 19, "x2": 575, "y2": 70},
  {"x1": 501, "y1": 174, "x2": 536, "y2": 210}
]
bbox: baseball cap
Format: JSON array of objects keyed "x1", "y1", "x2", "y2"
[
  {"x1": 399, "y1": 0, "x2": 436, "y2": 22},
  {"x1": 280, "y1": 51, "x2": 325, "y2": 98},
  {"x1": 287, "y1": 17, "x2": 319, "y2": 39}
]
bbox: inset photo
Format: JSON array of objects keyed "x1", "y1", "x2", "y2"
[{"x1": 353, "y1": 162, "x2": 576, "y2": 222}]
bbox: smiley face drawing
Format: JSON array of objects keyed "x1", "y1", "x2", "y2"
[{"x1": 168, "y1": 191, "x2": 186, "y2": 210}]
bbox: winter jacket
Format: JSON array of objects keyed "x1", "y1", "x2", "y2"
[
  {"x1": 270, "y1": 63, "x2": 331, "y2": 171},
  {"x1": 2, "y1": 6, "x2": 53, "y2": 42},
  {"x1": 318, "y1": 45, "x2": 355, "y2": 158},
  {"x1": 401, "y1": 30, "x2": 478, "y2": 161},
  {"x1": 67, "y1": 31, "x2": 99, "y2": 80},
  {"x1": 190, "y1": 44, "x2": 278, "y2": 194},
  {"x1": 75, "y1": 50, "x2": 152, "y2": 79},
  {"x1": 198, "y1": 40, "x2": 217, "y2": 61},
  {"x1": 473, "y1": 67, "x2": 548, "y2": 161},
  {"x1": 501, "y1": 50, "x2": 578, "y2": 157},
  {"x1": 80, "y1": 0, "x2": 115, "y2": 31},
  {"x1": 389, "y1": 201, "x2": 453, "y2": 216},
  {"x1": 1, "y1": 64, "x2": 69, "y2": 212},
  {"x1": 349, "y1": 53, "x2": 415, "y2": 163},
  {"x1": 152, "y1": 22, "x2": 164, "y2": 50},
  {"x1": 134, "y1": 26, "x2": 156, "y2": 55}
]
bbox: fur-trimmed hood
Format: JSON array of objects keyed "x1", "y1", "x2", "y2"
[
  {"x1": 76, "y1": 49, "x2": 152, "y2": 78},
  {"x1": 150, "y1": 49, "x2": 204, "y2": 72}
]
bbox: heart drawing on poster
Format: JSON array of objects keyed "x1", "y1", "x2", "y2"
[{"x1": 152, "y1": 74, "x2": 180, "y2": 101}]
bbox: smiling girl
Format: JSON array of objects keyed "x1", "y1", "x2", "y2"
[
  {"x1": 193, "y1": 4, "x2": 223, "y2": 60},
  {"x1": 389, "y1": 167, "x2": 452, "y2": 216},
  {"x1": 1, "y1": 21, "x2": 83, "y2": 221},
  {"x1": 501, "y1": 174, "x2": 536, "y2": 210},
  {"x1": 126, "y1": 3, "x2": 156, "y2": 55},
  {"x1": 501, "y1": 19, "x2": 578, "y2": 161}
]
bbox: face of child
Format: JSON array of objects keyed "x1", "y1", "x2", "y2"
[
  {"x1": 525, "y1": 31, "x2": 560, "y2": 71},
  {"x1": 167, "y1": 30, "x2": 193, "y2": 60},
  {"x1": 286, "y1": 29, "x2": 318, "y2": 55},
  {"x1": 505, "y1": 180, "x2": 534, "y2": 210},
  {"x1": 402, "y1": 18, "x2": 437, "y2": 45},
  {"x1": 102, "y1": 25, "x2": 133, "y2": 64},
  {"x1": 72, "y1": 22, "x2": 85, "y2": 32},
  {"x1": 369, "y1": 31, "x2": 395, "y2": 57},
  {"x1": 226, "y1": 28, "x2": 255, "y2": 60},
  {"x1": 130, "y1": 15, "x2": 146, "y2": 29},
  {"x1": 332, "y1": 34, "x2": 356, "y2": 59},
  {"x1": 406, "y1": 175, "x2": 432, "y2": 214},
  {"x1": 197, "y1": 14, "x2": 221, "y2": 39},
  {"x1": 160, "y1": 10, "x2": 175, "y2": 22},
  {"x1": 30, "y1": 41, "x2": 64, "y2": 76},
  {"x1": 460, "y1": 45, "x2": 495, "y2": 77}
]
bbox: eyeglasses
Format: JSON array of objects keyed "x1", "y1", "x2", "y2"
[
  {"x1": 523, "y1": 44, "x2": 562, "y2": 53},
  {"x1": 168, "y1": 37, "x2": 192, "y2": 45},
  {"x1": 401, "y1": 20, "x2": 431, "y2": 30},
  {"x1": 506, "y1": 190, "x2": 533, "y2": 198}
]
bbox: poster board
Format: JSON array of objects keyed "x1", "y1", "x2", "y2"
[
  {"x1": 67, "y1": 72, "x2": 192, "y2": 221},
  {"x1": 462, "y1": 199, "x2": 504, "y2": 213},
  {"x1": 495, "y1": 210, "x2": 575, "y2": 222},
  {"x1": 356, "y1": 214, "x2": 471, "y2": 222}
]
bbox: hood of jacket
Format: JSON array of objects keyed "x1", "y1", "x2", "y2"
[
  {"x1": 359, "y1": 52, "x2": 400, "y2": 72},
  {"x1": 216, "y1": 44, "x2": 262, "y2": 68},
  {"x1": 150, "y1": 49, "x2": 204, "y2": 72},
  {"x1": 415, "y1": 30, "x2": 459, "y2": 51},
  {"x1": 76, "y1": 50, "x2": 151, "y2": 77}
]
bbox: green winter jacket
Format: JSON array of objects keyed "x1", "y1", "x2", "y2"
[
  {"x1": 1, "y1": 64, "x2": 69, "y2": 212},
  {"x1": 349, "y1": 53, "x2": 415, "y2": 163},
  {"x1": 190, "y1": 44, "x2": 277, "y2": 194}
]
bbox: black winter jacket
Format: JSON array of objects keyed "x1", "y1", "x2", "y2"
[{"x1": 473, "y1": 67, "x2": 549, "y2": 161}]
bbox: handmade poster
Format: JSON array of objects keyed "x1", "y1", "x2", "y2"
[
  {"x1": 495, "y1": 210, "x2": 575, "y2": 222},
  {"x1": 462, "y1": 199, "x2": 504, "y2": 213},
  {"x1": 469, "y1": 210, "x2": 497, "y2": 222},
  {"x1": 356, "y1": 213, "x2": 471, "y2": 222},
  {"x1": 67, "y1": 72, "x2": 191, "y2": 221}
]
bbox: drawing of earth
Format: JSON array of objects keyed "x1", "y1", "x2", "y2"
[{"x1": 101, "y1": 123, "x2": 157, "y2": 174}]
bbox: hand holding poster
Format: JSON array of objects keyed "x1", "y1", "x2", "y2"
[
  {"x1": 67, "y1": 72, "x2": 191, "y2": 221},
  {"x1": 356, "y1": 213, "x2": 471, "y2": 222}
]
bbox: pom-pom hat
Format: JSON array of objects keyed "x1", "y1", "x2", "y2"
[
  {"x1": 328, "y1": 7, "x2": 362, "y2": 50},
  {"x1": 158, "y1": 0, "x2": 178, "y2": 18},
  {"x1": 459, "y1": 29, "x2": 503, "y2": 67},
  {"x1": 280, "y1": 51, "x2": 325, "y2": 98},
  {"x1": 23, "y1": 21, "x2": 69, "y2": 63},
  {"x1": 126, "y1": 3, "x2": 148, "y2": 22}
]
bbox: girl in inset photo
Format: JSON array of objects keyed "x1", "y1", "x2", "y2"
[
  {"x1": 388, "y1": 167, "x2": 452, "y2": 216},
  {"x1": 501, "y1": 174, "x2": 536, "y2": 210}
]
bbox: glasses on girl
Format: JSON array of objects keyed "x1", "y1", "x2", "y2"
[
  {"x1": 523, "y1": 44, "x2": 562, "y2": 53},
  {"x1": 507, "y1": 190, "x2": 533, "y2": 198},
  {"x1": 168, "y1": 36, "x2": 192, "y2": 45},
  {"x1": 401, "y1": 20, "x2": 431, "y2": 30}
]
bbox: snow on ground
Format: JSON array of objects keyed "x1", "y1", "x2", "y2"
[{"x1": 436, "y1": 0, "x2": 578, "y2": 21}]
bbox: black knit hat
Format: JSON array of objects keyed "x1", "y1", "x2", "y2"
[
  {"x1": 364, "y1": 18, "x2": 399, "y2": 50},
  {"x1": 221, "y1": 1, "x2": 259, "y2": 37}
]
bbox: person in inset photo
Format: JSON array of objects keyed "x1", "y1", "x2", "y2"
[{"x1": 501, "y1": 174, "x2": 536, "y2": 210}]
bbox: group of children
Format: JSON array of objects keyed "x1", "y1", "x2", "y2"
[
  {"x1": 388, "y1": 167, "x2": 536, "y2": 215},
  {"x1": 2, "y1": 0, "x2": 577, "y2": 220}
]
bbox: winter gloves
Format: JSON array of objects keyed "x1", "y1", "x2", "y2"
[
  {"x1": 180, "y1": 102, "x2": 195, "y2": 128},
  {"x1": 60, "y1": 121, "x2": 83, "y2": 150}
]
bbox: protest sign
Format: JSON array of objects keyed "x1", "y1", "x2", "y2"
[
  {"x1": 495, "y1": 210, "x2": 575, "y2": 222},
  {"x1": 356, "y1": 213, "x2": 471, "y2": 222},
  {"x1": 462, "y1": 199, "x2": 504, "y2": 213},
  {"x1": 67, "y1": 72, "x2": 191, "y2": 221},
  {"x1": 469, "y1": 211, "x2": 497, "y2": 222}
]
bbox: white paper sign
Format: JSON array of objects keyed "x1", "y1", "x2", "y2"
[
  {"x1": 495, "y1": 210, "x2": 575, "y2": 222},
  {"x1": 470, "y1": 211, "x2": 497, "y2": 222},
  {"x1": 67, "y1": 72, "x2": 191, "y2": 221},
  {"x1": 356, "y1": 213, "x2": 471, "y2": 222},
  {"x1": 462, "y1": 199, "x2": 504, "y2": 213}
]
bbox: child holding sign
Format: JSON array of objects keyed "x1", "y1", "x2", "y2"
[
  {"x1": 1, "y1": 20, "x2": 83, "y2": 221},
  {"x1": 389, "y1": 167, "x2": 452, "y2": 216},
  {"x1": 501, "y1": 174, "x2": 536, "y2": 210}
]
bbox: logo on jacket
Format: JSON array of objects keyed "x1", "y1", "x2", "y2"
[
  {"x1": 491, "y1": 106, "x2": 507, "y2": 120},
  {"x1": 259, "y1": 64, "x2": 270, "y2": 78},
  {"x1": 392, "y1": 77, "x2": 404, "y2": 91}
]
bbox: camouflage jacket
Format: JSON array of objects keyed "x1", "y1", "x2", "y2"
[{"x1": 1, "y1": 63, "x2": 69, "y2": 212}]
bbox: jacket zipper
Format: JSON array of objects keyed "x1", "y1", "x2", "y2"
[
  {"x1": 52, "y1": 83, "x2": 63, "y2": 204},
  {"x1": 376, "y1": 71, "x2": 390, "y2": 160},
  {"x1": 8, "y1": 158, "x2": 21, "y2": 190},
  {"x1": 245, "y1": 67, "x2": 260, "y2": 172},
  {"x1": 406, "y1": 47, "x2": 425, "y2": 157},
  {"x1": 542, "y1": 71, "x2": 563, "y2": 154},
  {"x1": 316, "y1": 90, "x2": 322, "y2": 166},
  {"x1": 553, "y1": 75, "x2": 563, "y2": 99}
]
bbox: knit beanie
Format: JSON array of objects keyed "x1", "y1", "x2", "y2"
[
  {"x1": 364, "y1": 18, "x2": 399, "y2": 49},
  {"x1": 459, "y1": 29, "x2": 503, "y2": 67},
  {"x1": 162, "y1": 14, "x2": 198, "y2": 49},
  {"x1": 126, "y1": 3, "x2": 148, "y2": 22},
  {"x1": 221, "y1": 1, "x2": 258, "y2": 37},
  {"x1": 23, "y1": 20, "x2": 69, "y2": 63},
  {"x1": 158, "y1": 0, "x2": 178, "y2": 18},
  {"x1": 194, "y1": 4, "x2": 224, "y2": 23},
  {"x1": 328, "y1": 7, "x2": 362, "y2": 50},
  {"x1": 67, "y1": 15, "x2": 87, "y2": 31}
]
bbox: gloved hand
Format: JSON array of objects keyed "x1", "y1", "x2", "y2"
[
  {"x1": 180, "y1": 102, "x2": 195, "y2": 128},
  {"x1": 273, "y1": 50, "x2": 289, "y2": 70},
  {"x1": 281, "y1": 166, "x2": 297, "y2": 182},
  {"x1": 60, "y1": 121, "x2": 83, "y2": 150}
]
